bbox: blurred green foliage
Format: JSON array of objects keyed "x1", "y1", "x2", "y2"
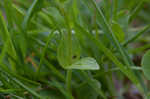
[{"x1": 0, "y1": 0, "x2": 150, "y2": 99}]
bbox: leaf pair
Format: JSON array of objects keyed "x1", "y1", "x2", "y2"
[{"x1": 57, "y1": 33, "x2": 99, "y2": 70}]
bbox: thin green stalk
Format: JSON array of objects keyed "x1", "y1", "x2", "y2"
[
  {"x1": 0, "y1": 40, "x2": 9, "y2": 64},
  {"x1": 0, "y1": 11, "x2": 17, "y2": 72},
  {"x1": 36, "y1": 30, "x2": 54, "y2": 79},
  {"x1": 22, "y1": 0, "x2": 38, "y2": 30},
  {"x1": 57, "y1": 3, "x2": 74, "y2": 96},
  {"x1": 129, "y1": 44, "x2": 150, "y2": 54},
  {"x1": 12, "y1": 78, "x2": 42, "y2": 99},
  {"x1": 66, "y1": 70, "x2": 72, "y2": 92},
  {"x1": 112, "y1": 0, "x2": 118, "y2": 21},
  {"x1": 128, "y1": 0, "x2": 145, "y2": 23},
  {"x1": 123, "y1": 24, "x2": 150, "y2": 46},
  {"x1": 4, "y1": 0, "x2": 14, "y2": 28}
]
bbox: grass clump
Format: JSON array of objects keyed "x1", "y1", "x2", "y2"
[{"x1": 0, "y1": 0, "x2": 150, "y2": 99}]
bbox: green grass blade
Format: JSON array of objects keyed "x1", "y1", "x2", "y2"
[
  {"x1": 112, "y1": 0, "x2": 118, "y2": 21},
  {"x1": 36, "y1": 30, "x2": 54, "y2": 79},
  {"x1": 128, "y1": 0, "x2": 145, "y2": 23},
  {"x1": 22, "y1": 0, "x2": 40, "y2": 30},
  {"x1": 3, "y1": 0, "x2": 14, "y2": 28},
  {"x1": 0, "y1": 66, "x2": 43, "y2": 99},
  {"x1": 0, "y1": 11, "x2": 17, "y2": 72},
  {"x1": 0, "y1": 88, "x2": 22, "y2": 93},
  {"x1": 123, "y1": 24, "x2": 150, "y2": 46}
]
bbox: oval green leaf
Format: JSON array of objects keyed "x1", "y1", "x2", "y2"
[
  {"x1": 142, "y1": 50, "x2": 150, "y2": 80},
  {"x1": 66, "y1": 57, "x2": 100, "y2": 70}
]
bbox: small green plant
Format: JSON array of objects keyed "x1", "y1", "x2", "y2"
[{"x1": 0, "y1": 0, "x2": 150, "y2": 99}]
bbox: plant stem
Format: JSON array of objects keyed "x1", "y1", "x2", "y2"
[
  {"x1": 66, "y1": 70, "x2": 72, "y2": 93},
  {"x1": 112, "y1": 0, "x2": 118, "y2": 21},
  {"x1": 123, "y1": 24, "x2": 150, "y2": 46},
  {"x1": 62, "y1": 6, "x2": 74, "y2": 98}
]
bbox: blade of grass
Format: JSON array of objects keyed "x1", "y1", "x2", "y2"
[
  {"x1": 0, "y1": 64, "x2": 43, "y2": 99},
  {"x1": 0, "y1": 88, "x2": 22, "y2": 93},
  {"x1": 128, "y1": 0, "x2": 145, "y2": 23},
  {"x1": 129, "y1": 44, "x2": 150, "y2": 54},
  {"x1": 36, "y1": 30, "x2": 55, "y2": 79},
  {"x1": 12, "y1": 77, "x2": 42, "y2": 99},
  {"x1": 0, "y1": 40, "x2": 9, "y2": 65},
  {"x1": 112, "y1": 0, "x2": 118, "y2": 21},
  {"x1": 22, "y1": 0, "x2": 39, "y2": 30},
  {"x1": 3, "y1": 0, "x2": 14, "y2": 28},
  {"x1": 6, "y1": 53, "x2": 41, "y2": 86},
  {"x1": 10, "y1": 94, "x2": 24, "y2": 99},
  {"x1": 0, "y1": 45, "x2": 42, "y2": 98},
  {"x1": 13, "y1": 4, "x2": 52, "y2": 32},
  {"x1": 103, "y1": 0, "x2": 111, "y2": 22},
  {"x1": 123, "y1": 24, "x2": 150, "y2": 46},
  {"x1": 0, "y1": 11, "x2": 17, "y2": 72},
  {"x1": 21, "y1": 0, "x2": 41, "y2": 58}
]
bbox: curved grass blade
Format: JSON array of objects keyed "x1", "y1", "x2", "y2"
[
  {"x1": 0, "y1": 11, "x2": 17, "y2": 72},
  {"x1": 0, "y1": 65, "x2": 43, "y2": 99},
  {"x1": 3, "y1": 0, "x2": 14, "y2": 28},
  {"x1": 22, "y1": 0, "x2": 44, "y2": 30},
  {"x1": 36, "y1": 30, "x2": 55, "y2": 79},
  {"x1": 129, "y1": 44, "x2": 150, "y2": 54}
]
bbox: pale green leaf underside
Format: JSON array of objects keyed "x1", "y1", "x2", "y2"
[
  {"x1": 142, "y1": 50, "x2": 150, "y2": 80},
  {"x1": 65, "y1": 57, "x2": 100, "y2": 70}
]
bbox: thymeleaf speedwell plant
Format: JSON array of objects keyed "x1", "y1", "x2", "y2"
[{"x1": 0, "y1": 0, "x2": 150, "y2": 98}]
